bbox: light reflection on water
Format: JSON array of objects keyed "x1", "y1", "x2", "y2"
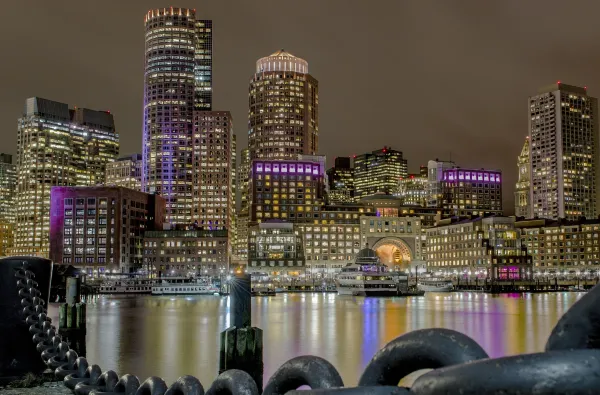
[{"x1": 49, "y1": 292, "x2": 582, "y2": 387}]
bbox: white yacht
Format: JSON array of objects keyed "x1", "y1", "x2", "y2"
[
  {"x1": 336, "y1": 248, "x2": 401, "y2": 296},
  {"x1": 151, "y1": 277, "x2": 219, "y2": 296},
  {"x1": 417, "y1": 277, "x2": 454, "y2": 293},
  {"x1": 98, "y1": 278, "x2": 156, "y2": 294}
]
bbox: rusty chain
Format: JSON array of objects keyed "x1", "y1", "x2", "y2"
[{"x1": 15, "y1": 260, "x2": 600, "y2": 394}]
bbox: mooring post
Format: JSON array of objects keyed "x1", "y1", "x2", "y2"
[
  {"x1": 58, "y1": 276, "x2": 86, "y2": 356},
  {"x1": 219, "y1": 273, "x2": 264, "y2": 392}
]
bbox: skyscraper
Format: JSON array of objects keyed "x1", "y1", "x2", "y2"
[
  {"x1": 192, "y1": 111, "x2": 234, "y2": 230},
  {"x1": 515, "y1": 137, "x2": 530, "y2": 217},
  {"x1": 105, "y1": 154, "x2": 143, "y2": 191},
  {"x1": 353, "y1": 147, "x2": 408, "y2": 199},
  {"x1": 426, "y1": 159, "x2": 455, "y2": 207},
  {"x1": 441, "y1": 167, "x2": 503, "y2": 216},
  {"x1": 529, "y1": 83, "x2": 599, "y2": 220},
  {"x1": 238, "y1": 148, "x2": 251, "y2": 213},
  {"x1": 0, "y1": 154, "x2": 16, "y2": 256},
  {"x1": 14, "y1": 97, "x2": 118, "y2": 257},
  {"x1": 248, "y1": 50, "x2": 319, "y2": 160},
  {"x1": 326, "y1": 157, "x2": 354, "y2": 204},
  {"x1": 142, "y1": 8, "x2": 213, "y2": 223}
]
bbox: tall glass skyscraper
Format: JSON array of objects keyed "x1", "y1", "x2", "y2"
[
  {"x1": 248, "y1": 50, "x2": 319, "y2": 160},
  {"x1": 142, "y1": 8, "x2": 213, "y2": 223}
]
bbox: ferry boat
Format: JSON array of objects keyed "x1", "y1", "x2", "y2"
[
  {"x1": 336, "y1": 248, "x2": 401, "y2": 296},
  {"x1": 151, "y1": 277, "x2": 219, "y2": 296},
  {"x1": 417, "y1": 277, "x2": 454, "y2": 293},
  {"x1": 98, "y1": 278, "x2": 156, "y2": 294}
]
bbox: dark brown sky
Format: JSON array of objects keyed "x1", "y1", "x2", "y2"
[{"x1": 3, "y1": 1, "x2": 600, "y2": 214}]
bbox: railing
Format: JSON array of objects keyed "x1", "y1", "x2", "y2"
[{"x1": 12, "y1": 259, "x2": 600, "y2": 394}]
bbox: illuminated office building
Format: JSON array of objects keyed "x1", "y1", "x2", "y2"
[
  {"x1": 353, "y1": 147, "x2": 407, "y2": 199},
  {"x1": 441, "y1": 167, "x2": 503, "y2": 216},
  {"x1": 105, "y1": 154, "x2": 143, "y2": 191},
  {"x1": 249, "y1": 159, "x2": 326, "y2": 224},
  {"x1": 248, "y1": 49, "x2": 319, "y2": 160},
  {"x1": 247, "y1": 221, "x2": 305, "y2": 275},
  {"x1": 0, "y1": 154, "x2": 16, "y2": 256},
  {"x1": 142, "y1": 8, "x2": 213, "y2": 223},
  {"x1": 426, "y1": 159, "x2": 455, "y2": 207},
  {"x1": 238, "y1": 148, "x2": 251, "y2": 213},
  {"x1": 515, "y1": 137, "x2": 530, "y2": 217},
  {"x1": 529, "y1": 83, "x2": 599, "y2": 220},
  {"x1": 13, "y1": 97, "x2": 118, "y2": 258},
  {"x1": 396, "y1": 174, "x2": 428, "y2": 207},
  {"x1": 192, "y1": 111, "x2": 234, "y2": 230},
  {"x1": 326, "y1": 157, "x2": 354, "y2": 204}
]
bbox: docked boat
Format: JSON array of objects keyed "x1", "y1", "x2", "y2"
[
  {"x1": 151, "y1": 277, "x2": 219, "y2": 296},
  {"x1": 98, "y1": 278, "x2": 156, "y2": 294},
  {"x1": 251, "y1": 273, "x2": 276, "y2": 296},
  {"x1": 336, "y1": 247, "x2": 401, "y2": 296},
  {"x1": 417, "y1": 277, "x2": 454, "y2": 292}
]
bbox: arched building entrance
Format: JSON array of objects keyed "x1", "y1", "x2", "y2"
[{"x1": 371, "y1": 237, "x2": 413, "y2": 271}]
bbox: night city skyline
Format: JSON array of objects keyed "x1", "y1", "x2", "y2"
[{"x1": 3, "y1": 1, "x2": 600, "y2": 213}]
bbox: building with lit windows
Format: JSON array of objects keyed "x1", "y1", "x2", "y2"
[
  {"x1": 192, "y1": 111, "x2": 235, "y2": 230},
  {"x1": 0, "y1": 154, "x2": 16, "y2": 256},
  {"x1": 249, "y1": 159, "x2": 326, "y2": 224},
  {"x1": 426, "y1": 159, "x2": 455, "y2": 207},
  {"x1": 516, "y1": 218, "x2": 600, "y2": 274},
  {"x1": 426, "y1": 216, "x2": 532, "y2": 280},
  {"x1": 49, "y1": 186, "x2": 166, "y2": 275},
  {"x1": 248, "y1": 50, "x2": 319, "y2": 160},
  {"x1": 326, "y1": 157, "x2": 354, "y2": 204},
  {"x1": 13, "y1": 97, "x2": 119, "y2": 258},
  {"x1": 353, "y1": 147, "x2": 407, "y2": 199},
  {"x1": 515, "y1": 137, "x2": 530, "y2": 217},
  {"x1": 441, "y1": 167, "x2": 503, "y2": 216},
  {"x1": 529, "y1": 83, "x2": 599, "y2": 220},
  {"x1": 144, "y1": 229, "x2": 228, "y2": 277},
  {"x1": 142, "y1": 8, "x2": 213, "y2": 223},
  {"x1": 247, "y1": 221, "x2": 305, "y2": 275},
  {"x1": 105, "y1": 154, "x2": 143, "y2": 191},
  {"x1": 396, "y1": 174, "x2": 428, "y2": 206}
]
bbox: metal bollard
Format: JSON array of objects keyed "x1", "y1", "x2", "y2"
[{"x1": 0, "y1": 256, "x2": 53, "y2": 381}]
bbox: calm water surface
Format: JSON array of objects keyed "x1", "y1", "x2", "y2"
[{"x1": 50, "y1": 292, "x2": 583, "y2": 386}]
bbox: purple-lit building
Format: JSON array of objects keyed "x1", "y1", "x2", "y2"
[
  {"x1": 49, "y1": 186, "x2": 166, "y2": 275},
  {"x1": 249, "y1": 159, "x2": 326, "y2": 225},
  {"x1": 441, "y1": 167, "x2": 503, "y2": 217}
]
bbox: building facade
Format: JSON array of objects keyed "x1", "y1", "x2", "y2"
[
  {"x1": 105, "y1": 154, "x2": 143, "y2": 191},
  {"x1": 142, "y1": 8, "x2": 213, "y2": 223},
  {"x1": 247, "y1": 221, "x2": 305, "y2": 275},
  {"x1": 249, "y1": 159, "x2": 326, "y2": 224},
  {"x1": 426, "y1": 216, "x2": 532, "y2": 280},
  {"x1": 248, "y1": 50, "x2": 319, "y2": 160},
  {"x1": 326, "y1": 157, "x2": 354, "y2": 204},
  {"x1": 354, "y1": 147, "x2": 408, "y2": 199},
  {"x1": 144, "y1": 229, "x2": 228, "y2": 277},
  {"x1": 426, "y1": 159, "x2": 455, "y2": 208},
  {"x1": 0, "y1": 154, "x2": 16, "y2": 256},
  {"x1": 515, "y1": 137, "x2": 530, "y2": 217},
  {"x1": 192, "y1": 111, "x2": 235, "y2": 230},
  {"x1": 529, "y1": 83, "x2": 599, "y2": 220},
  {"x1": 49, "y1": 186, "x2": 166, "y2": 275},
  {"x1": 441, "y1": 167, "x2": 503, "y2": 216},
  {"x1": 396, "y1": 174, "x2": 428, "y2": 207},
  {"x1": 14, "y1": 97, "x2": 118, "y2": 258}
]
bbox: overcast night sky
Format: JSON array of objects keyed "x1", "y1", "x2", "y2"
[{"x1": 2, "y1": 1, "x2": 600, "y2": 213}]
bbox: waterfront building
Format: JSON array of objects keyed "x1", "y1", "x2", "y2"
[
  {"x1": 426, "y1": 159, "x2": 455, "y2": 208},
  {"x1": 359, "y1": 194, "x2": 443, "y2": 227},
  {"x1": 515, "y1": 137, "x2": 530, "y2": 217},
  {"x1": 516, "y1": 218, "x2": 600, "y2": 274},
  {"x1": 238, "y1": 148, "x2": 251, "y2": 213},
  {"x1": 396, "y1": 174, "x2": 428, "y2": 206},
  {"x1": 142, "y1": 8, "x2": 213, "y2": 223},
  {"x1": 192, "y1": 111, "x2": 235, "y2": 230},
  {"x1": 143, "y1": 229, "x2": 228, "y2": 277},
  {"x1": 441, "y1": 167, "x2": 503, "y2": 216},
  {"x1": 326, "y1": 157, "x2": 354, "y2": 204},
  {"x1": 0, "y1": 154, "x2": 16, "y2": 256},
  {"x1": 426, "y1": 216, "x2": 532, "y2": 280},
  {"x1": 105, "y1": 154, "x2": 143, "y2": 191},
  {"x1": 248, "y1": 50, "x2": 319, "y2": 160},
  {"x1": 354, "y1": 147, "x2": 408, "y2": 199},
  {"x1": 49, "y1": 186, "x2": 166, "y2": 275},
  {"x1": 233, "y1": 211, "x2": 249, "y2": 264},
  {"x1": 247, "y1": 221, "x2": 305, "y2": 276},
  {"x1": 249, "y1": 158, "x2": 326, "y2": 224},
  {"x1": 14, "y1": 97, "x2": 118, "y2": 258},
  {"x1": 529, "y1": 83, "x2": 599, "y2": 220}
]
